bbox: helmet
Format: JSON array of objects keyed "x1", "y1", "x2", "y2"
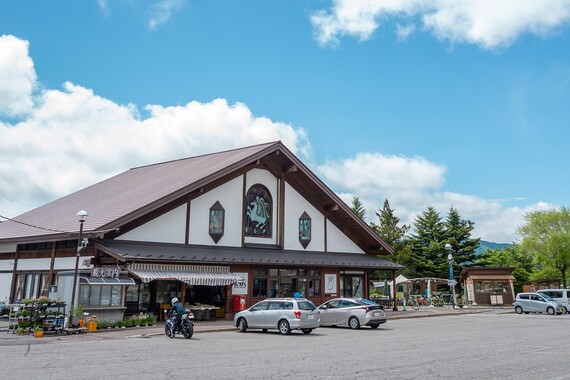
[{"x1": 171, "y1": 297, "x2": 179, "y2": 306}]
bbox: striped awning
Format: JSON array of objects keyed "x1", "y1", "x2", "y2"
[{"x1": 127, "y1": 263, "x2": 245, "y2": 286}]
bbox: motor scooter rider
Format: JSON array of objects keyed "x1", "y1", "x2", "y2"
[{"x1": 167, "y1": 297, "x2": 185, "y2": 337}]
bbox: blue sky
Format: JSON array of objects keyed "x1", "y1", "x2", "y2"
[{"x1": 1, "y1": 0, "x2": 570, "y2": 243}]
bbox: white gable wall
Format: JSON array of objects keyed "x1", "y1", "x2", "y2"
[
  {"x1": 327, "y1": 220, "x2": 364, "y2": 254},
  {"x1": 189, "y1": 176, "x2": 243, "y2": 247},
  {"x1": 244, "y1": 168, "x2": 278, "y2": 245},
  {"x1": 117, "y1": 204, "x2": 187, "y2": 244},
  {"x1": 283, "y1": 183, "x2": 325, "y2": 251}
]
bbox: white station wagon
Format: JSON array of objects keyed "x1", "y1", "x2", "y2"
[{"x1": 234, "y1": 298, "x2": 320, "y2": 335}]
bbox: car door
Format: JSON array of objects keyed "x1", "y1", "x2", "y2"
[
  {"x1": 247, "y1": 301, "x2": 269, "y2": 328},
  {"x1": 319, "y1": 300, "x2": 340, "y2": 325},
  {"x1": 335, "y1": 299, "x2": 358, "y2": 325},
  {"x1": 530, "y1": 294, "x2": 545, "y2": 312},
  {"x1": 265, "y1": 301, "x2": 284, "y2": 328}
]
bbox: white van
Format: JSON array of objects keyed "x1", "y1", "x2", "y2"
[{"x1": 537, "y1": 289, "x2": 570, "y2": 313}]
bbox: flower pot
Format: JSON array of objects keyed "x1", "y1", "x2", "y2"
[{"x1": 34, "y1": 330, "x2": 44, "y2": 338}]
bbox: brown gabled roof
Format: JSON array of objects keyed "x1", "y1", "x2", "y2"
[{"x1": 0, "y1": 141, "x2": 392, "y2": 255}]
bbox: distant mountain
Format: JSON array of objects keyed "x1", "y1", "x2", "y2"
[{"x1": 475, "y1": 240, "x2": 514, "y2": 256}]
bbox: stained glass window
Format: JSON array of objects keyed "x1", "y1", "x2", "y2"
[
  {"x1": 245, "y1": 184, "x2": 272, "y2": 237},
  {"x1": 209, "y1": 201, "x2": 225, "y2": 244},
  {"x1": 298, "y1": 211, "x2": 311, "y2": 249}
]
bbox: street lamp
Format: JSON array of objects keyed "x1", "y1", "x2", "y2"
[
  {"x1": 445, "y1": 243, "x2": 458, "y2": 308},
  {"x1": 70, "y1": 210, "x2": 88, "y2": 326}
]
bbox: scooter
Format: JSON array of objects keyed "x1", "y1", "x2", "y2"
[{"x1": 165, "y1": 309, "x2": 195, "y2": 339}]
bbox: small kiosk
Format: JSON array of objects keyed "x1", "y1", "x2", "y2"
[{"x1": 460, "y1": 267, "x2": 516, "y2": 306}]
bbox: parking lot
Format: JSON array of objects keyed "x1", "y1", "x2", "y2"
[{"x1": 1, "y1": 310, "x2": 569, "y2": 379}]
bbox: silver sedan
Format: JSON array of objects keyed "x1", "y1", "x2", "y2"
[{"x1": 318, "y1": 298, "x2": 386, "y2": 329}]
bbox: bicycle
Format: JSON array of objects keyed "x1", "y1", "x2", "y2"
[{"x1": 407, "y1": 296, "x2": 431, "y2": 310}]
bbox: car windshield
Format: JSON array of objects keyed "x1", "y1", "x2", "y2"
[
  {"x1": 540, "y1": 293, "x2": 554, "y2": 301},
  {"x1": 297, "y1": 301, "x2": 316, "y2": 311}
]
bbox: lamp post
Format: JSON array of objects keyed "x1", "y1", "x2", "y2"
[
  {"x1": 445, "y1": 243, "x2": 458, "y2": 308},
  {"x1": 70, "y1": 210, "x2": 88, "y2": 325}
]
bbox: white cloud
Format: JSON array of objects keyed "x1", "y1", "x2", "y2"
[
  {"x1": 0, "y1": 35, "x2": 37, "y2": 116},
  {"x1": 148, "y1": 0, "x2": 186, "y2": 30},
  {"x1": 0, "y1": 35, "x2": 544, "y2": 243},
  {"x1": 316, "y1": 152, "x2": 551, "y2": 243},
  {"x1": 0, "y1": 36, "x2": 309, "y2": 219},
  {"x1": 396, "y1": 24, "x2": 415, "y2": 41},
  {"x1": 312, "y1": 0, "x2": 570, "y2": 50}
]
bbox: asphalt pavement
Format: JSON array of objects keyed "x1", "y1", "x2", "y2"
[{"x1": 0, "y1": 305, "x2": 512, "y2": 342}]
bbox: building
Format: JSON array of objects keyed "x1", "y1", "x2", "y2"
[
  {"x1": 460, "y1": 267, "x2": 516, "y2": 306},
  {"x1": 0, "y1": 141, "x2": 402, "y2": 320}
]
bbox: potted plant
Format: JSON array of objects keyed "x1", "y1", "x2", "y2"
[
  {"x1": 16, "y1": 327, "x2": 27, "y2": 336},
  {"x1": 33, "y1": 325, "x2": 44, "y2": 338},
  {"x1": 74, "y1": 304, "x2": 85, "y2": 327}
]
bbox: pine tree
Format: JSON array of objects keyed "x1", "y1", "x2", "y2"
[
  {"x1": 407, "y1": 207, "x2": 446, "y2": 278},
  {"x1": 370, "y1": 199, "x2": 410, "y2": 267},
  {"x1": 350, "y1": 196, "x2": 366, "y2": 220},
  {"x1": 443, "y1": 207, "x2": 480, "y2": 280}
]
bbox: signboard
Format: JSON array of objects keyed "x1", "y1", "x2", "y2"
[
  {"x1": 232, "y1": 272, "x2": 248, "y2": 295},
  {"x1": 91, "y1": 266, "x2": 119, "y2": 278},
  {"x1": 447, "y1": 279, "x2": 457, "y2": 286},
  {"x1": 466, "y1": 280, "x2": 475, "y2": 303},
  {"x1": 324, "y1": 274, "x2": 337, "y2": 294}
]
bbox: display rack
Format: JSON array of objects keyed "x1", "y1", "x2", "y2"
[{"x1": 7, "y1": 301, "x2": 66, "y2": 335}]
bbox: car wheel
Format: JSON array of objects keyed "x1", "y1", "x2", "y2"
[
  {"x1": 278, "y1": 319, "x2": 291, "y2": 335},
  {"x1": 349, "y1": 316, "x2": 360, "y2": 330},
  {"x1": 515, "y1": 306, "x2": 523, "y2": 314},
  {"x1": 369, "y1": 324, "x2": 380, "y2": 329},
  {"x1": 547, "y1": 306, "x2": 555, "y2": 315},
  {"x1": 301, "y1": 329, "x2": 313, "y2": 334},
  {"x1": 238, "y1": 318, "x2": 247, "y2": 333}
]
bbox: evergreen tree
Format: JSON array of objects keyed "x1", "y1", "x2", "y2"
[
  {"x1": 444, "y1": 207, "x2": 480, "y2": 280},
  {"x1": 350, "y1": 196, "x2": 366, "y2": 220},
  {"x1": 407, "y1": 207, "x2": 446, "y2": 278},
  {"x1": 370, "y1": 199, "x2": 410, "y2": 266}
]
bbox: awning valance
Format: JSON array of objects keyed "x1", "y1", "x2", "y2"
[
  {"x1": 468, "y1": 275, "x2": 515, "y2": 280},
  {"x1": 127, "y1": 263, "x2": 245, "y2": 286},
  {"x1": 80, "y1": 276, "x2": 136, "y2": 286}
]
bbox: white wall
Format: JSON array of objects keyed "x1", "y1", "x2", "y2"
[
  {"x1": 54, "y1": 256, "x2": 93, "y2": 270},
  {"x1": 244, "y1": 168, "x2": 278, "y2": 245},
  {"x1": 189, "y1": 176, "x2": 243, "y2": 247},
  {"x1": 0, "y1": 259, "x2": 14, "y2": 271},
  {"x1": 0, "y1": 273, "x2": 11, "y2": 302},
  {"x1": 327, "y1": 220, "x2": 364, "y2": 254},
  {"x1": 283, "y1": 183, "x2": 325, "y2": 251},
  {"x1": 15, "y1": 258, "x2": 52, "y2": 270},
  {"x1": 0, "y1": 244, "x2": 16, "y2": 253},
  {"x1": 117, "y1": 204, "x2": 187, "y2": 244}
]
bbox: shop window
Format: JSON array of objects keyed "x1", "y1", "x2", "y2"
[
  {"x1": 340, "y1": 274, "x2": 364, "y2": 298},
  {"x1": 79, "y1": 285, "x2": 123, "y2": 307},
  {"x1": 209, "y1": 201, "x2": 225, "y2": 244},
  {"x1": 253, "y1": 278, "x2": 268, "y2": 298},
  {"x1": 245, "y1": 184, "x2": 272, "y2": 237},
  {"x1": 298, "y1": 212, "x2": 311, "y2": 248},
  {"x1": 254, "y1": 267, "x2": 321, "y2": 298}
]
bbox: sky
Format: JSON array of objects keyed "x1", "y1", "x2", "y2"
[{"x1": 1, "y1": 0, "x2": 570, "y2": 244}]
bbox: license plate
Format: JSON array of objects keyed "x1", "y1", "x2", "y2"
[{"x1": 307, "y1": 314, "x2": 315, "y2": 320}]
